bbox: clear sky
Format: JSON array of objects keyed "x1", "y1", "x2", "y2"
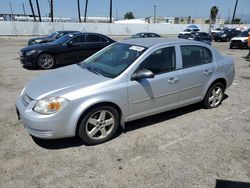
[{"x1": 1, "y1": 0, "x2": 250, "y2": 22}]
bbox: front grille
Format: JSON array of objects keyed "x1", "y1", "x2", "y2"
[{"x1": 22, "y1": 93, "x2": 33, "y2": 107}]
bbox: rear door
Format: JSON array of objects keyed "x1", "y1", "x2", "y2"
[{"x1": 177, "y1": 45, "x2": 215, "y2": 106}]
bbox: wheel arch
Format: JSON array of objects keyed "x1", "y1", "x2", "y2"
[
  {"x1": 36, "y1": 52, "x2": 56, "y2": 65},
  {"x1": 203, "y1": 77, "x2": 227, "y2": 99},
  {"x1": 75, "y1": 101, "x2": 124, "y2": 136}
]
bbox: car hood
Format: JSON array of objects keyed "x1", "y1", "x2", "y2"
[
  {"x1": 28, "y1": 37, "x2": 53, "y2": 42},
  {"x1": 21, "y1": 42, "x2": 59, "y2": 52},
  {"x1": 25, "y1": 64, "x2": 110, "y2": 100},
  {"x1": 231, "y1": 37, "x2": 248, "y2": 41}
]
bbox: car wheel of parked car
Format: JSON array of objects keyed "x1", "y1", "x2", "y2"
[
  {"x1": 226, "y1": 37, "x2": 230, "y2": 42},
  {"x1": 78, "y1": 106, "x2": 119, "y2": 145},
  {"x1": 203, "y1": 83, "x2": 224, "y2": 109},
  {"x1": 37, "y1": 53, "x2": 55, "y2": 69}
]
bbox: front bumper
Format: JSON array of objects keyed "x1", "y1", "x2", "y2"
[
  {"x1": 230, "y1": 40, "x2": 248, "y2": 49},
  {"x1": 19, "y1": 51, "x2": 38, "y2": 67},
  {"x1": 214, "y1": 36, "x2": 228, "y2": 41},
  {"x1": 16, "y1": 92, "x2": 77, "y2": 139}
]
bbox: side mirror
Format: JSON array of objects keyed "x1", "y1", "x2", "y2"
[{"x1": 131, "y1": 69, "x2": 154, "y2": 80}]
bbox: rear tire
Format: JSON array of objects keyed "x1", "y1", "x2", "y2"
[
  {"x1": 203, "y1": 83, "x2": 224, "y2": 109},
  {"x1": 78, "y1": 106, "x2": 119, "y2": 145},
  {"x1": 37, "y1": 53, "x2": 55, "y2": 69}
]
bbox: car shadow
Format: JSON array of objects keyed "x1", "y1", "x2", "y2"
[
  {"x1": 32, "y1": 95, "x2": 229, "y2": 149},
  {"x1": 23, "y1": 65, "x2": 40, "y2": 70},
  {"x1": 215, "y1": 179, "x2": 250, "y2": 188}
]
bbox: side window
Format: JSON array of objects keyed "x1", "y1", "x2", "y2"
[
  {"x1": 70, "y1": 35, "x2": 85, "y2": 44},
  {"x1": 86, "y1": 34, "x2": 101, "y2": 43},
  {"x1": 100, "y1": 36, "x2": 108, "y2": 42},
  {"x1": 138, "y1": 46, "x2": 176, "y2": 75},
  {"x1": 180, "y1": 45, "x2": 212, "y2": 68}
]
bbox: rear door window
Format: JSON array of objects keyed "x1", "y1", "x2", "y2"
[
  {"x1": 86, "y1": 34, "x2": 101, "y2": 43},
  {"x1": 180, "y1": 45, "x2": 212, "y2": 68}
]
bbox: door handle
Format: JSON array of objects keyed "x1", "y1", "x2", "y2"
[
  {"x1": 203, "y1": 70, "x2": 212, "y2": 76},
  {"x1": 168, "y1": 77, "x2": 179, "y2": 84}
]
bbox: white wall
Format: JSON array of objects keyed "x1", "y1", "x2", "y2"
[{"x1": 0, "y1": 21, "x2": 212, "y2": 36}]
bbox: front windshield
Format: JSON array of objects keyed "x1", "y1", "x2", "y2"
[
  {"x1": 78, "y1": 43, "x2": 147, "y2": 78},
  {"x1": 52, "y1": 34, "x2": 74, "y2": 44},
  {"x1": 48, "y1": 31, "x2": 59, "y2": 38},
  {"x1": 236, "y1": 31, "x2": 248, "y2": 37}
]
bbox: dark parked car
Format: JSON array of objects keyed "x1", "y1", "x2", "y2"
[
  {"x1": 130, "y1": 32, "x2": 161, "y2": 38},
  {"x1": 20, "y1": 32, "x2": 115, "y2": 69},
  {"x1": 213, "y1": 29, "x2": 241, "y2": 42},
  {"x1": 230, "y1": 30, "x2": 249, "y2": 49},
  {"x1": 178, "y1": 32, "x2": 212, "y2": 45},
  {"x1": 28, "y1": 31, "x2": 79, "y2": 45}
]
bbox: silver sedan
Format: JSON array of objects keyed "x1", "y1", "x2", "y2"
[{"x1": 16, "y1": 38, "x2": 235, "y2": 145}]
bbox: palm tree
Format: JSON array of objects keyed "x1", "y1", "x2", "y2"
[
  {"x1": 210, "y1": 6, "x2": 219, "y2": 24},
  {"x1": 29, "y1": 0, "x2": 36, "y2": 22},
  {"x1": 84, "y1": 0, "x2": 88, "y2": 23},
  {"x1": 36, "y1": 0, "x2": 42, "y2": 22},
  {"x1": 109, "y1": 0, "x2": 112, "y2": 23},
  {"x1": 77, "y1": 0, "x2": 81, "y2": 22}
]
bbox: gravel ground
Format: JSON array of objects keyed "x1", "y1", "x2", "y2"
[{"x1": 0, "y1": 36, "x2": 249, "y2": 188}]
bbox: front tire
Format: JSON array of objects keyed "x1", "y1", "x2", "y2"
[
  {"x1": 37, "y1": 53, "x2": 55, "y2": 69},
  {"x1": 78, "y1": 106, "x2": 119, "y2": 145},
  {"x1": 203, "y1": 83, "x2": 224, "y2": 109}
]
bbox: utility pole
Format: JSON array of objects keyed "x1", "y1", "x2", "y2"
[
  {"x1": 231, "y1": 0, "x2": 238, "y2": 24},
  {"x1": 9, "y1": 1, "x2": 14, "y2": 21},
  {"x1": 154, "y1": 5, "x2": 156, "y2": 24},
  {"x1": 50, "y1": 0, "x2": 54, "y2": 22},
  {"x1": 77, "y1": 0, "x2": 81, "y2": 22},
  {"x1": 84, "y1": 0, "x2": 88, "y2": 23},
  {"x1": 29, "y1": 0, "x2": 36, "y2": 22},
  {"x1": 22, "y1": 3, "x2": 26, "y2": 16},
  {"x1": 36, "y1": 0, "x2": 42, "y2": 22},
  {"x1": 109, "y1": 0, "x2": 112, "y2": 23}
]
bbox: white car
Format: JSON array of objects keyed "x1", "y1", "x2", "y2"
[{"x1": 230, "y1": 31, "x2": 249, "y2": 49}]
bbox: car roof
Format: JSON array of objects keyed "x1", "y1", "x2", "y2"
[{"x1": 121, "y1": 38, "x2": 206, "y2": 48}]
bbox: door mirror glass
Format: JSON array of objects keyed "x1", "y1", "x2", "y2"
[{"x1": 131, "y1": 69, "x2": 154, "y2": 80}]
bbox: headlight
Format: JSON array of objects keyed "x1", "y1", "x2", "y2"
[
  {"x1": 35, "y1": 39, "x2": 43, "y2": 43},
  {"x1": 33, "y1": 97, "x2": 69, "y2": 115},
  {"x1": 25, "y1": 50, "x2": 36, "y2": 56},
  {"x1": 222, "y1": 34, "x2": 226, "y2": 37},
  {"x1": 20, "y1": 87, "x2": 25, "y2": 95}
]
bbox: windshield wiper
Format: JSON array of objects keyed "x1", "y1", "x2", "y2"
[{"x1": 84, "y1": 65, "x2": 104, "y2": 77}]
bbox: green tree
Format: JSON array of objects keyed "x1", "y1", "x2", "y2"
[
  {"x1": 232, "y1": 18, "x2": 241, "y2": 24},
  {"x1": 124, "y1": 12, "x2": 134, "y2": 19}
]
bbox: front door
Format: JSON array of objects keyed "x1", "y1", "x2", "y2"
[{"x1": 127, "y1": 46, "x2": 181, "y2": 121}]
